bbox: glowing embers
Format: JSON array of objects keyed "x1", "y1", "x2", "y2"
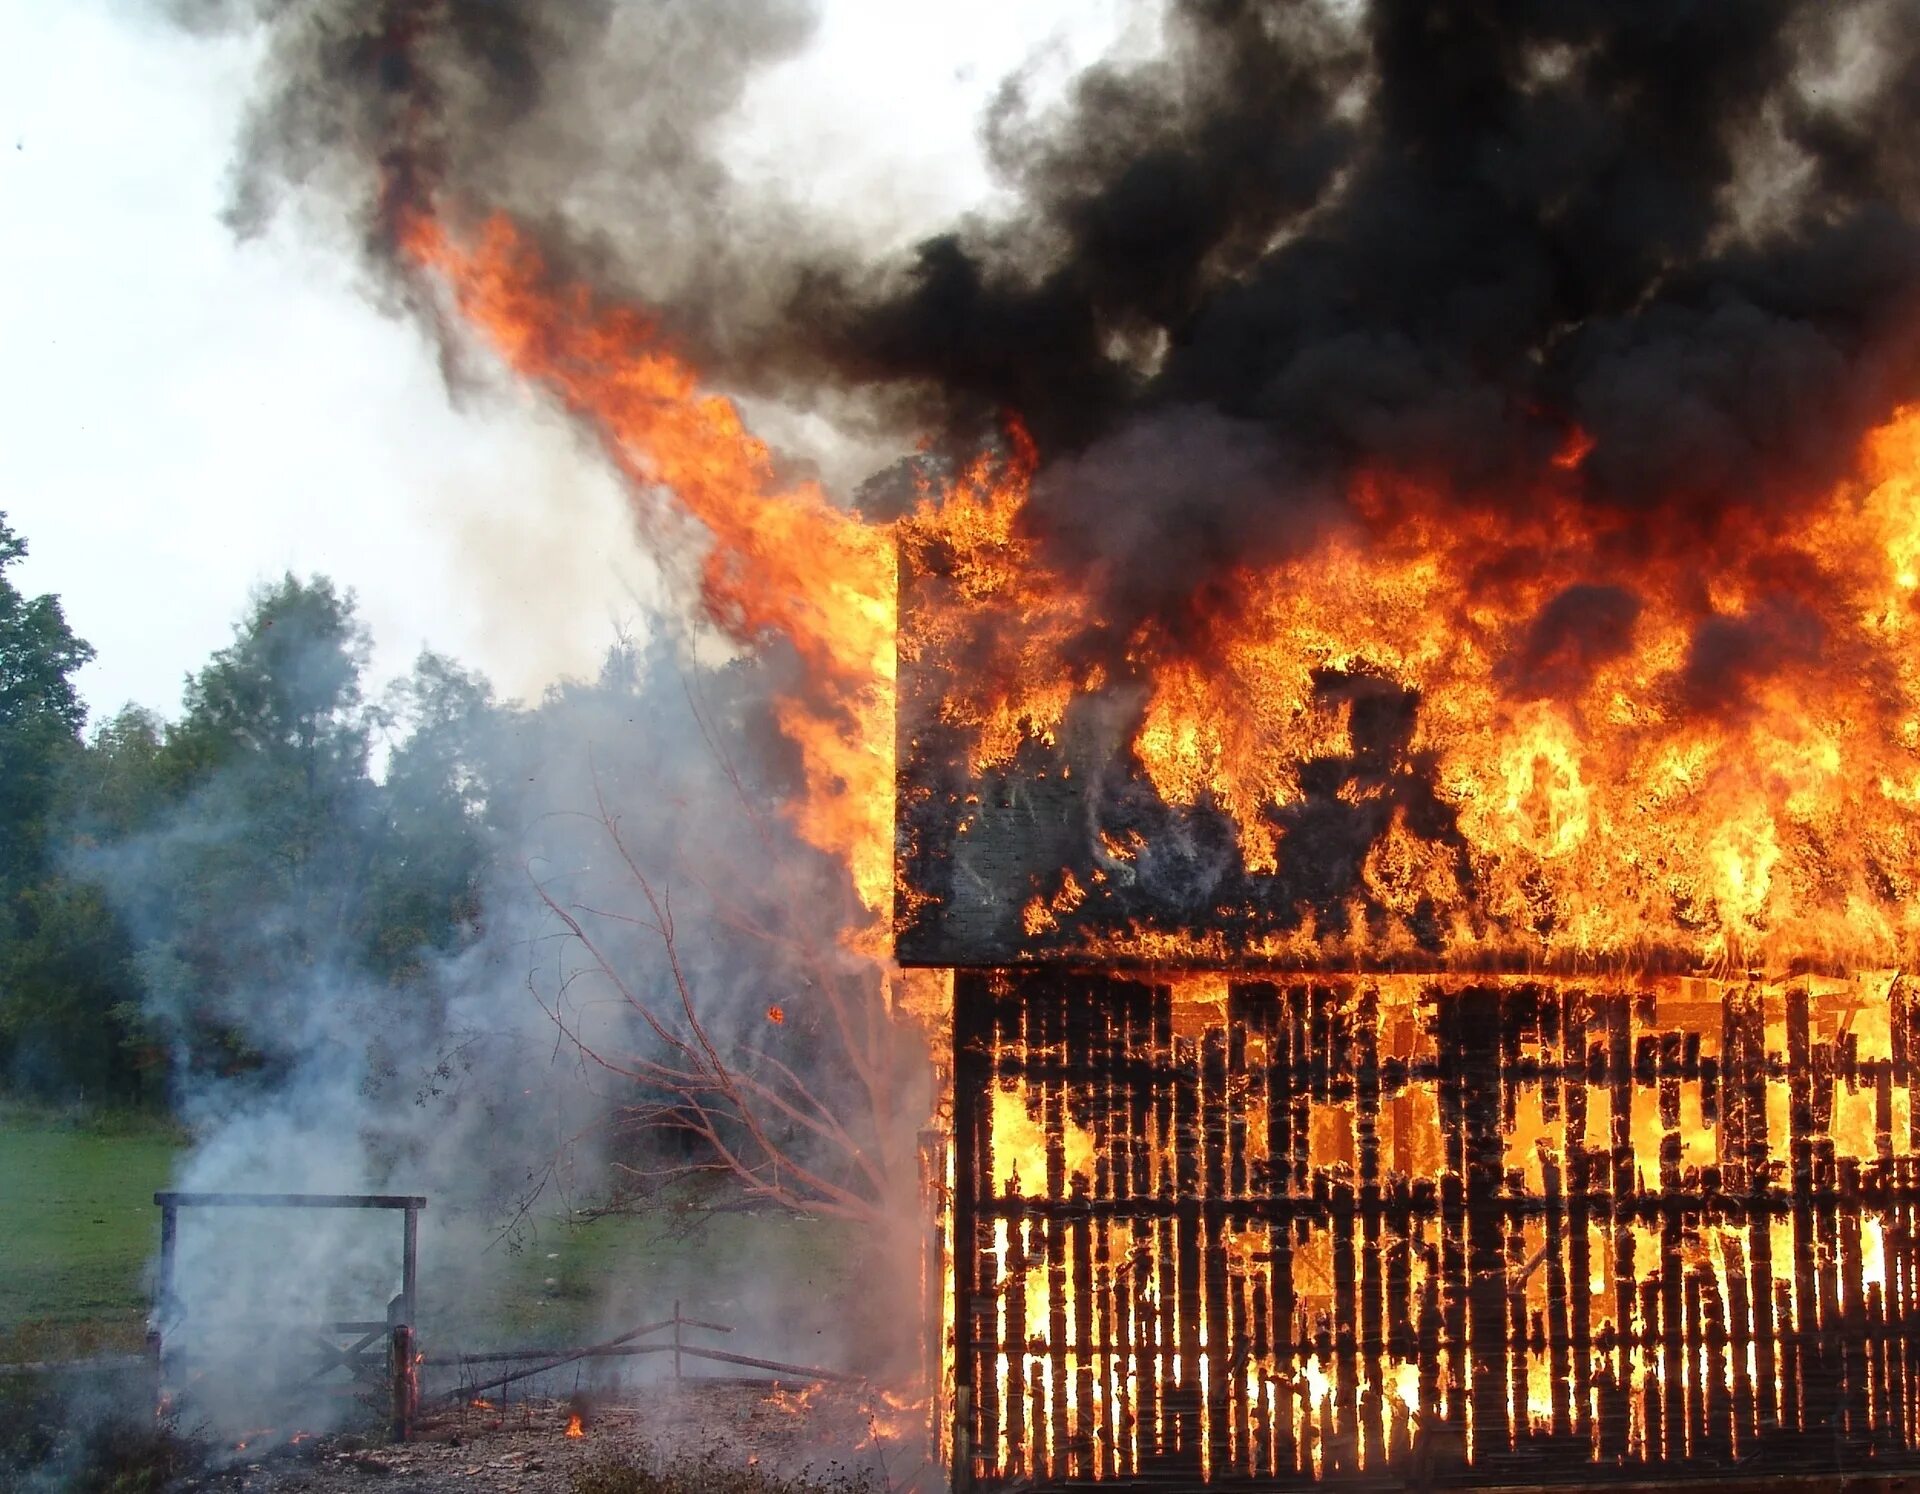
[{"x1": 948, "y1": 969, "x2": 1920, "y2": 1487}]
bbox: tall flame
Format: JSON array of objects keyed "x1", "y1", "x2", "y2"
[
  {"x1": 387, "y1": 160, "x2": 1920, "y2": 1494},
  {"x1": 399, "y1": 201, "x2": 1920, "y2": 975},
  {"x1": 397, "y1": 210, "x2": 897, "y2": 923}
]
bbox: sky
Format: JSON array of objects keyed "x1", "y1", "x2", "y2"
[{"x1": 0, "y1": 0, "x2": 1137, "y2": 726}]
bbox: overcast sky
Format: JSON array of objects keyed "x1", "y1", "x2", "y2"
[{"x1": 0, "y1": 0, "x2": 1135, "y2": 726}]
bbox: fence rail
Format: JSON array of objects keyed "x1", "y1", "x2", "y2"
[{"x1": 434, "y1": 1302, "x2": 858, "y2": 1400}]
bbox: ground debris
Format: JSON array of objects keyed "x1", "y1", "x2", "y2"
[{"x1": 171, "y1": 1382, "x2": 930, "y2": 1493}]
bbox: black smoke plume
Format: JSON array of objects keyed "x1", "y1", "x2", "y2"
[
  {"x1": 181, "y1": 0, "x2": 824, "y2": 378},
  {"x1": 192, "y1": 0, "x2": 1920, "y2": 663},
  {"x1": 818, "y1": 0, "x2": 1920, "y2": 650}
]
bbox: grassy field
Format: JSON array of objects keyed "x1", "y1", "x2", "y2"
[
  {"x1": 442, "y1": 1202, "x2": 866, "y2": 1355},
  {"x1": 0, "y1": 1111, "x2": 880, "y2": 1489},
  {"x1": 0, "y1": 1109, "x2": 871, "y2": 1371},
  {"x1": 0, "y1": 1107, "x2": 182, "y2": 1362}
]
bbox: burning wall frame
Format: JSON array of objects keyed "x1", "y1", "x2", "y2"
[{"x1": 944, "y1": 968, "x2": 1920, "y2": 1488}]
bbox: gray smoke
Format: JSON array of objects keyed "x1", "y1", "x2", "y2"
[
  {"x1": 178, "y1": 0, "x2": 835, "y2": 389},
  {"x1": 82, "y1": 619, "x2": 920, "y2": 1444}
]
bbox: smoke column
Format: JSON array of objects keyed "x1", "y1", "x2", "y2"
[{"x1": 193, "y1": 0, "x2": 1920, "y2": 679}]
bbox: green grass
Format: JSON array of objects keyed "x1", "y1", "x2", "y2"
[
  {"x1": 0, "y1": 1111, "x2": 875, "y2": 1372},
  {"x1": 0, "y1": 1109, "x2": 182, "y2": 1362},
  {"x1": 439, "y1": 1199, "x2": 866, "y2": 1352}
]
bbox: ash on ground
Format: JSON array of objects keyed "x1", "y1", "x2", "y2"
[{"x1": 173, "y1": 1382, "x2": 935, "y2": 1494}]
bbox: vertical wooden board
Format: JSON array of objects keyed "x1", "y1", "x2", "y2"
[
  {"x1": 1356, "y1": 1000, "x2": 1387, "y2": 1470},
  {"x1": 948, "y1": 967, "x2": 1920, "y2": 1490},
  {"x1": 1543, "y1": 1140, "x2": 1572, "y2": 1440},
  {"x1": 1701, "y1": 1264, "x2": 1733, "y2": 1461},
  {"x1": 1456, "y1": 986, "x2": 1510, "y2": 1455},
  {"x1": 1660, "y1": 1201, "x2": 1684, "y2": 1457},
  {"x1": 1726, "y1": 1241, "x2": 1756, "y2": 1452},
  {"x1": 952, "y1": 971, "x2": 991, "y2": 1483},
  {"x1": 1071, "y1": 1205, "x2": 1094, "y2": 1478}
]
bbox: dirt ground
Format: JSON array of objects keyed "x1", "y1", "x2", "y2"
[{"x1": 173, "y1": 1381, "x2": 937, "y2": 1494}]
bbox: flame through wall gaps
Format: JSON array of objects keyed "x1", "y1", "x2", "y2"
[
  {"x1": 897, "y1": 411, "x2": 1920, "y2": 1486},
  {"x1": 943, "y1": 969, "x2": 1920, "y2": 1488}
]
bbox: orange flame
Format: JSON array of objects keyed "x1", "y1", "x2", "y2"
[
  {"x1": 400, "y1": 198, "x2": 1920, "y2": 973},
  {"x1": 397, "y1": 210, "x2": 897, "y2": 930},
  {"x1": 901, "y1": 406, "x2": 1920, "y2": 971},
  {"x1": 391, "y1": 195, "x2": 1920, "y2": 1489},
  {"x1": 949, "y1": 969, "x2": 1920, "y2": 1482},
  {"x1": 565, "y1": 1412, "x2": 585, "y2": 1438},
  {"x1": 1550, "y1": 423, "x2": 1595, "y2": 471}
]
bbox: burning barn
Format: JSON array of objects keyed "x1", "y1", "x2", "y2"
[
  {"x1": 894, "y1": 423, "x2": 1920, "y2": 1488},
  {"x1": 211, "y1": 0, "x2": 1920, "y2": 1485},
  {"x1": 934, "y1": 963, "x2": 1920, "y2": 1488}
]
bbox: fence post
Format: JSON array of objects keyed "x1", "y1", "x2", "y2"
[
  {"x1": 953, "y1": 1385, "x2": 974, "y2": 1494},
  {"x1": 150, "y1": 1200, "x2": 178, "y2": 1420},
  {"x1": 401, "y1": 1203, "x2": 419, "y2": 1325},
  {"x1": 156, "y1": 1202, "x2": 178, "y2": 1313},
  {"x1": 673, "y1": 1300, "x2": 682, "y2": 1382},
  {"x1": 390, "y1": 1322, "x2": 418, "y2": 1442}
]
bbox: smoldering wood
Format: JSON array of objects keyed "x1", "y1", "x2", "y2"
[
  {"x1": 950, "y1": 970, "x2": 1920, "y2": 1490},
  {"x1": 389, "y1": 1323, "x2": 417, "y2": 1442},
  {"x1": 438, "y1": 1315, "x2": 721, "y2": 1362}
]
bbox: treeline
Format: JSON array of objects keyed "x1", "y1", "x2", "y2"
[
  {"x1": 0, "y1": 509, "x2": 507, "y2": 1105},
  {"x1": 0, "y1": 508, "x2": 714, "y2": 1111}
]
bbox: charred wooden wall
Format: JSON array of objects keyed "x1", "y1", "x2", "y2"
[{"x1": 949, "y1": 969, "x2": 1920, "y2": 1489}]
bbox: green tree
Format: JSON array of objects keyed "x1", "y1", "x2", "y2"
[
  {"x1": 2, "y1": 562, "x2": 512, "y2": 1104},
  {"x1": 0, "y1": 512, "x2": 93, "y2": 896},
  {"x1": 121, "y1": 580, "x2": 505, "y2": 1085},
  {"x1": 0, "y1": 875, "x2": 156, "y2": 1102},
  {"x1": 14, "y1": 707, "x2": 179, "y2": 1103},
  {"x1": 68, "y1": 706, "x2": 170, "y2": 842},
  {"x1": 367, "y1": 651, "x2": 500, "y2": 980},
  {"x1": 0, "y1": 512, "x2": 119, "y2": 1098},
  {"x1": 161, "y1": 572, "x2": 372, "y2": 796},
  {"x1": 137, "y1": 575, "x2": 381, "y2": 1074}
]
